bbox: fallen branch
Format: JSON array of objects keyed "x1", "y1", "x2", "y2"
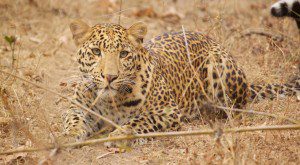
[
  {"x1": 0, "y1": 124, "x2": 299, "y2": 155},
  {"x1": 241, "y1": 28, "x2": 285, "y2": 41}
]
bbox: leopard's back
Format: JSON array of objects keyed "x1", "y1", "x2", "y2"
[{"x1": 145, "y1": 31, "x2": 249, "y2": 116}]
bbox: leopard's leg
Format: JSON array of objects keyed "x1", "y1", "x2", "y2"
[
  {"x1": 104, "y1": 105, "x2": 182, "y2": 147},
  {"x1": 62, "y1": 107, "x2": 93, "y2": 140},
  {"x1": 62, "y1": 83, "x2": 98, "y2": 141}
]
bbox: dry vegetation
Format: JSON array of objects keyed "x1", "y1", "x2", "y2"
[{"x1": 0, "y1": 0, "x2": 299, "y2": 164}]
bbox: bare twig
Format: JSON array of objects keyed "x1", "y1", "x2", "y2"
[{"x1": 0, "y1": 124, "x2": 299, "y2": 155}]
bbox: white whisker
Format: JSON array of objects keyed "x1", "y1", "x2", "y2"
[{"x1": 83, "y1": 82, "x2": 96, "y2": 93}]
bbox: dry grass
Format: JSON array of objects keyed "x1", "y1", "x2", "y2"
[{"x1": 0, "y1": 0, "x2": 299, "y2": 164}]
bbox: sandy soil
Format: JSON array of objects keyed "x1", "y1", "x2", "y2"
[{"x1": 0, "y1": 0, "x2": 299, "y2": 164}]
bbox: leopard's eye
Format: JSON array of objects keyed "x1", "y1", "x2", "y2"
[
  {"x1": 120, "y1": 51, "x2": 129, "y2": 58},
  {"x1": 91, "y1": 48, "x2": 101, "y2": 56}
]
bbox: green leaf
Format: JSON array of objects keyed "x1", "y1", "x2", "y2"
[{"x1": 4, "y1": 35, "x2": 16, "y2": 45}]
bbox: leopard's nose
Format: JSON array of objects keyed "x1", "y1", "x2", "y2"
[{"x1": 105, "y1": 74, "x2": 118, "y2": 83}]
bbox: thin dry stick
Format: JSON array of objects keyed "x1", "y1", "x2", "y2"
[
  {"x1": 118, "y1": 0, "x2": 123, "y2": 25},
  {"x1": 97, "y1": 152, "x2": 114, "y2": 159},
  {"x1": 1, "y1": 124, "x2": 299, "y2": 155},
  {"x1": 0, "y1": 70, "x2": 123, "y2": 131}
]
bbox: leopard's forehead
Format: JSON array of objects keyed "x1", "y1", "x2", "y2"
[
  {"x1": 86, "y1": 23, "x2": 130, "y2": 50},
  {"x1": 92, "y1": 24, "x2": 127, "y2": 35}
]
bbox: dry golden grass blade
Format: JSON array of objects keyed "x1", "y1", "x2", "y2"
[
  {"x1": 0, "y1": 88, "x2": 42, "y2": 146},
  {"x1": 0, "y1": 124, "x2": 299, "y2": 155},
  {"x1": 180, "y1": 25, "x2": 213, "y2": 104},
  {"x1": 0, "y1": 69, "x2": 123, "y2": 131},
  {"x1": 214, "y1": 105, "x2": 299, "y2": 124},
  {"x1": 118, "y1": 0, "x2": 123, "y2": 25},
  {"x1": 0, "y1": 117, "x2": 12, "y2": 125}
]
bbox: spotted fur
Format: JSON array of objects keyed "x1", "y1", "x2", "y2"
[{"x1": 63, "y1": 20, "x2": 299, "y2": 147}]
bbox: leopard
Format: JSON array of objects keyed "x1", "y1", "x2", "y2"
[{"x1": 62, "y1": 19, "x2": 300, "y2": 147}]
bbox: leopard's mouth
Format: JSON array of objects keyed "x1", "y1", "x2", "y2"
[
  {"x1": 97, "y1": 87, "x2": 118, "y2": 99},
  {"x1": 104, "y1": 85, "x2": 117, "y2": 91}
]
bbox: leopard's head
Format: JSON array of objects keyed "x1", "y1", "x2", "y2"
[{"x1": 70, "y1": 20, "x2": 148, "y2": 99}]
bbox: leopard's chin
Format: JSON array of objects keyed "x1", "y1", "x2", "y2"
[{"x1": 96, "y1": 87, "x2": 118, "y2": 100}]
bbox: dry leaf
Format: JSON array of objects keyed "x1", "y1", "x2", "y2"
[
  {"x1": 160, "y1": 7, "x2": 184, "y2": 24},
  {"x1": 29, "y1": 37, "x2": 42, "y2": 44},
  {"x1": 59, "y1": 82, "x2": 67, "y2": 87},
  {"x1": 107, "y1": 147, "x2": 126, "y2": 153},
  {"x1": 28, "y1": 52, "x2": 36, "y2": 58},
  {"x1": 134, "y1": 7, "x2": 157, "y2": 18}
]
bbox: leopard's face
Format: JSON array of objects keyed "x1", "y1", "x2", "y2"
[
  {"x1": 78, "y1": 25, "x2": 137, "y2": 98},
  {"x1": 70, "y1": 21, "x2": 147, "y2": 99}
]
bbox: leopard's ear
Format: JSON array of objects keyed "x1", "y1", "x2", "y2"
[
  {"x1": 127, "y1": 22, "x2": 147, "y2": 46},
  {"x1": 70, "y1": 19, "x2": 91, "y2": 46}
]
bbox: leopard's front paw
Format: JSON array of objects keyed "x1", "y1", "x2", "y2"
[
  {"x1": 103, "y1": 126, "x2": 135, "y2": 148},
  {"x1": 62, "y1": 112, "x2": 91, "y2": 141},
  {"x1": 63, "y1": 126, "x2": 91, "y2": 142},
  {"x1": 104, "y1": 126, "x2": 149, "y2": 148}
]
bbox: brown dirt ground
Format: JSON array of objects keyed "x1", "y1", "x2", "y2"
[{"x1": 0, "y1": 0, "x2": 299, "y2": 164}]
